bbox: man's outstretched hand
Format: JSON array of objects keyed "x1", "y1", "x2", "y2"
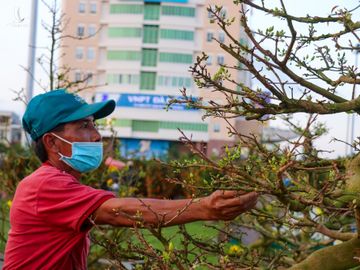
[{"x1": 201, "y1": 191, "x2": 258, "y2": 221}]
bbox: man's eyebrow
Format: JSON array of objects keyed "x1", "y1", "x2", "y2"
[
  {"x1": 73, "y1": 119, "x2": 89, "y2": 125},
  {"x1": 77, "y1": 118, "x2": 96, "y2": 125}
]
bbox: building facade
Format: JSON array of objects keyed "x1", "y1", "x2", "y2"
[
  {"x1": 61, "y1": 0, "x2": 255, "y2": 158},
  {"x1": 0, "y1": 111, "x2": 22, "y2": 145}
]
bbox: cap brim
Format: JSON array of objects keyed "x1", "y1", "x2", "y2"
[{"x1": 62, "y1": 99, "x2": 116, "y2": 123}]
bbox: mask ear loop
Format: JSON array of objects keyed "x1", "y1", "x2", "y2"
[
  {"x1": 50, "y1": 132, "x2": 73, "y2": 159},
  {"x1": 51, "y1": 132, "x2": 72, "y2": 145}
]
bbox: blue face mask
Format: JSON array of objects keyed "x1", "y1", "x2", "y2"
[{"x1": 51, "y1": 133, "x2": 103, "y2": 173}]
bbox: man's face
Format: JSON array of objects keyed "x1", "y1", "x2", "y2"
[{"x1": 52, "y1": 116, "x2": 101, "y2": 157}]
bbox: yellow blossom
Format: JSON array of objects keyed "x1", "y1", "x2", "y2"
[
  {"x1": 108, "y1": 166, "x2": 117, "y2": 172},
  {"x1": 313, "y1": 207, "x2": 323, "y2": 216},
  {"x1": 106, "y1": 178, "x2": 113, "y2": 187},
  {"x1": 7, "y1": 200, "x2": 12, "y2": 208},
  {"x1": 228, "y1": 244, "x2": 244, "y2": 255}
]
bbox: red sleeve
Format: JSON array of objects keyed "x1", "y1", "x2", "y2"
[{"x1": 36, "y1": 173, "x2": 115, "y2": 232}]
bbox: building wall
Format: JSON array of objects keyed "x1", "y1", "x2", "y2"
[
  {"x1": 61, "y1": 0, "x2": 256, "y2": 158},
  {"x1": 61, "y1": 0, "x2": 100, "y2": 98},
  {"x1": 201, "y1": 0, "x2": 254, "y2": 155}
]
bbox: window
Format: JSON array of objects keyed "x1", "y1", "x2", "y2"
[
  {"x1": 240, "y1": 38, "x2": 248, "y2": 47},
  {"x1": 208, "y1": 5, "x2": 226, "y2": 19},
  {"x1": 219, "y1": 31, "x2": 225, "y2": 43},
  {"x1": 141, "y1": 49, "x2": 158, "y2": 67},
  {"x1": 206, "y1": 55, "x2": 212, "y2": 65},
  {"x1": 113, "y1": 119, "x2": 132, "y2": 127},
  {"x1": 206, "y1": 31, "x2": 213, "y2": 42},
  {"x1": 159, "y1": 52, "x2": 193, "y2": 64},
  {"x1": 171, "y1": 77, "x2": 177, "y2": 87},
  {"x1": 162, "y1": 6, "x2": 195, "y2": 17},
  {"x1": 75, "y1": 71, "x2": 82, "y2": 82},
  {"x1": 157, "y1": 76, "x2": 192, "y2": 88},
  {"x1": 132, "y1": 120, "x2": 159, "y2": 132},
  {"x1": 208, "y1": 5, "x2": 215, "y2": 18},
  {"x1": 140, "y1": 72, "x2": 156, "y2": 90},
  {"x1": 79, "y1": 2, "x2": 86, "y2": 13},
  {"x1": 75, "y1": 47, "x2": 84, "y2": 60},
  {"x1": 77, "y1": 25, "x2": 85, "y2": 37},
  {"x1": 107, "y1": 74, "x2": 121, "y2": 84},
  {"x1": 159, "y1": 121, "x2": 208, "y2": 131},
  {"x1": 0, "y1": 130, "x2": 6, "y2": 140},
  {"x1": 219, "y1": 7, "x2": 227, "y2": 19},
  {"x1": 108, "y1": 27, "x2": 142, "y2": 38},
  {"x1": 160, "y1": 29, "x2": 194, "y2": 41},
  {"x1": 86, "y1": 72, "x2": 93, "y2": 83},
  {"x1": 158, "y1": 76, "x2": 164, "y2": 86},
  {"x1": 88, "y1": 25, "x2": 96, "y2": 36},
  {"x1": 107, "y1": 50, "x2": 141, "y2": 61},
  {"x1": 89, "y1": 2, "x2": 97, "y2": 14},
  {"x1": 144, "y1": 2, "x2": 160, "y2": 20},
  {"x1": 87, "y1": 47, "x2": 95, "y2": 60},
  {"x1": 129, "y1": 74, "x2": 139, "y2": 84},
  {"x1": 110, "y1": 4, "x2": 143, "y2": 14},
  {"x1": 213, "y1": 123, "x2": 220, "y2": 132},
  {"x1": 217, "y1": 55, "x2": 225, "y2": 65},
  {"x1": 143, "y1": 25, "x2": 159, "y2": 44},
  {"x1": 106, "y1": 74, "x2": 139, "y2": 85}
]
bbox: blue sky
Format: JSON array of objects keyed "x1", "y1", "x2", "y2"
[{"x1": 0, "y1": 0, "x2": 359, "y2": 158}]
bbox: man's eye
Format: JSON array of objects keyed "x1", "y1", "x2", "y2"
[
  {"x1": 82, "y1": 121, "x2": 89, "y2": 128},
  {"x1": 82, "y1": 121, "x2": 97, "y2": 128}
]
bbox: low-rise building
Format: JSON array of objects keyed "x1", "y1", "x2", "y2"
[{"x1": 0, "y1": 111, "x2": 22, "y2": 145}]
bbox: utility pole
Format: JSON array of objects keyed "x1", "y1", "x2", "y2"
[
  {"x1": 25, "y1": 0, "x2": 38, "y2": 103},
  {"x1": 23, "y1": 0, "x2": 38, "y2": 146}
]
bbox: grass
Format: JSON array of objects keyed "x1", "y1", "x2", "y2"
[
  {"x1": 140, "y1": 221, "x2": 220, "y2": 249},
  {"x1": 90, "y1": 221, "x2": 227, "y2": 269}
]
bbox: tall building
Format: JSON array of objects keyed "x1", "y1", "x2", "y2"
[{"x1": 61, "y1": 0, "x2": 255, "y2": 158}]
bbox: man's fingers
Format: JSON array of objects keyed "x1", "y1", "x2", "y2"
[
  {"x1": 239, "y1": 191, "x2": 258, "y2": 201},
  {"x1": 234, "y1": 195, "x2": 258, "y2": 211},
  {"x1": 223, "y1": 198, "x2": 257, "y2": 218},
  {"x1": 214, "y1": 191, "x2": 258, "y2": 218},
  {"x1": 217, "y1": 190, "x2": 242, "y2": 198},
  {"x1": 222, "y1": 191, "x2": 258, "y2": 207},
  {"x1": 217, "y1": 190, "x2": 257, "y2": 199},
  {"x1": 205, "y1": 190, "x2": 258, "y2": 220}
]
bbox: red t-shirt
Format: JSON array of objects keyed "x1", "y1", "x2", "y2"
[{"x1": 3, "y1": 163, "x2": 115, "y2": 270}]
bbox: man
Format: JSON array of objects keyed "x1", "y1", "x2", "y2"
[{"x1": 3, "y1": 89, "x2": 258, "y2": 269}]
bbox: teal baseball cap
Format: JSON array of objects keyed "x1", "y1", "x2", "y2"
[{"x1": 22, "y1": 89, "x2": 116, "y2": 140}]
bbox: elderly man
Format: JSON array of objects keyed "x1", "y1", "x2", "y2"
[{"x1": 3, "y1": 89, "x2": 257, "y2": 269}]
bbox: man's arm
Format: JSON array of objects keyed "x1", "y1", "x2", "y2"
[{"x1": 91, "y1": 191, "x2": 258, "y2": 227}]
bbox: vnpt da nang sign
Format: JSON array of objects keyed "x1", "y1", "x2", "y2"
[{"x1": 97, "y1": 93, "x2": 196, "y2": 111}]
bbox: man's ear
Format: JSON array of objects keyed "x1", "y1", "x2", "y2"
[{"x1": 42, "y1": 133, "x2": 59, "y2": 154}]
